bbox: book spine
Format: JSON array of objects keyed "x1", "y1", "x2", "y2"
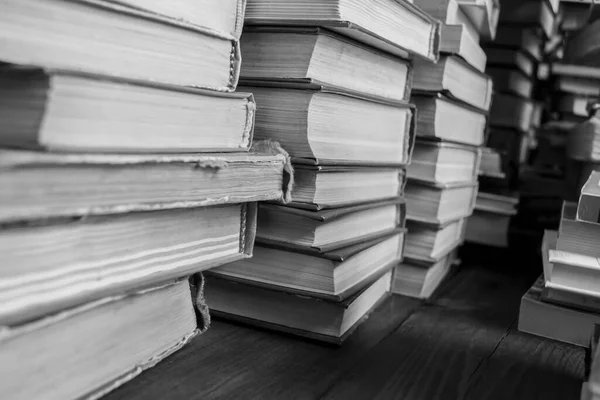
[
  {"x1": 402, "y1": 107, "x2": 417, "y2": 165},
  {"x1": 241, "y1": 202, "x2": 258, "y2": 258}
]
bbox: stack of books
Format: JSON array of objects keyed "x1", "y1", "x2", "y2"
[
  {"x1": 203, "y1": 0, "x2": 440, "y2": 344},
  {"x1": 519, "y1": 171, "x2": 600, "y2": 347},
  {"x1": 0, "y1": 1, "x2": 291, "y2": 398},
  {"x1": 392, "y1": 0, "x2": 494, "y2": 299}
]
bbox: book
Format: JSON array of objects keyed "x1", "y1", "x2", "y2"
[
  {"x1": 0, "y1": 0, "x2": 243, "y2": 90},
  {"x1": 0, "y1": 279, "x2": 198, "y2": 399},
  {"x1": 489, "y1": 93, "x2": 534, "y2": 132},
  {"x1": 244, "y1": 86, "x2": 415, "y2": 165},
  {"x1": 557, "y1": 202, "x2": 600, "y2": 258},
  {"x1": 244, "y1": 0, "x2": 441, "y2": 61},
  {"x1": 288, "y1": 165, "x2": 405, "y2": 210},
  {"x1": 240, "y1": 27, "x2": 412, "y2": 102},
  {"x1": 486, "y1": 67, "x2": 534, "y2": 99},
  {"x1": 465, "y1": 207, "x2": 515, "y2": 247},
  {"x1": 484, "y1": 47, "x2": 536, "y2": 77},
  {"x1": 210, "y1": 232, "x2": 404, "y2": 299},
  {"x1": 519, "y1": 276, "x2": 600, "y2": 347},
  {"x1": 0, "y1": 149, "x2": 290, "y2": 223},
  {"x1": 407, "y1": 140, "x2": 481, "y2": 184},
  {"x1": 474, "y1": 191, "x2": 519, "y2": 214},
  {"x1": 404, "y1": 218, "x2": 465, "y2": 261},
  {"x1": 0, "y1": 67, "x2": 255, "y2": 153},
  {"x1": 0, "y1": 204, "x2": 256, "y2": 325},
  {"x1": 412, "y1": 55, "x2": 493, "y2": 112},
  {"x1": 560, "y1": 0, "x2": 594, "y2": 32},
  {"x1": 411, "y1": 94, "x2": 487, "y2": 146},
  {"x1": 413, "y1": 0, "x2": 481, "y2": 42},
  {"x1": 205, "y1": 269, "x2": 393, "y2": 344},
  {"x1": 552, "y1": 64, "x2": 600, "y2": 97},
  {"x1": 439, "y1": 23, "x2": 487, "y2": 73},
  {"x1": 547, "y1": 243, "x2": 600, "y2": 297},
  {"x1": 479, "y1": 147, "x2": 507, "y2": 179},
  {"x1": 559, "y1": 95, "x2": 592, "y2": 117},
  {"x1": 568, "y1": 116, "x2": 600, "y2": 162},
  {"x1": 405, "y1": 180, "x2": 478, "y2": 225},
  {"x1": 487, "y1": 26, "x2": 543, "y2": 62},
  {"x1": 455, "y1": 0, "x2": 500, "y2": 40},
  {"x1": 392, "y1": 250, "x2": 458, "y2": 299},
  {"x1": 256, "y1": 200, "x2": 405, "y2": 252},
  {"x1": 498, "y1": 0, "x2": 554, "y2": 39},
  {"x1": 578, "y1": 171, "x2": 600, "y2": 224}
]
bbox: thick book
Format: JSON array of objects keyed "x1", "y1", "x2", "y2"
[
  {"x1": 0, "y1": 148, "x2": 290, "y2": 223},
  {"x1": 479, "y1": 147, "x2": 507, "y2": 179},
  {"x1": 560, "y1": 0, "x2": 595, "y2": 32},
  {"x1": 209, "y1": 231, "x2": 405, "y2": 300},
  {"x1": 486, "y1": 26, "x2": 543, "y2": 62},
  {"x1": 439, "y1": 23, "x2": 487, "y2": 73},
  {"x1": 475, "y1": 191, "x2": 519, "y2": 214},
  {"x1": 407, "y1": 140, "x2": 481, "y2": 184},
  {"x1": 567, "y1": 116, "x2": 600, "y2": 162},
  {"x1": 559, "y1": 94, "x2": 592, "y2": 117},
  {"x1": 557, "y1": 201, "x2": 600, "y2": 258},
  {"x1": 205, "y1": 268, "x2": 393, "y2": 344},
  {"x1": 455, "y1": 0, "x2": 500, "y2": 40},
  {"x1": 243, "y1": 86, "x2": 416, "y2": 166},
  {"x1": 0, "y1": 279, "x2": 198, "y2": 400},
  {"x1": 256, "y1": 199, "x2": 405, "y2": 252},
  {"x1": 554, "y1": 65, "x2": 600, "y2": 97},
  {"x1": 405, "y1": 218, "x2": 465, "y2": 261},
  {"x1": 0, "y1": 203, "x2": 256, "y2": 326},
  {"x1": 0, "y1": 0, "x2": 244, "y2": 91},
  {"x1": 498, "y1": 0, "x2": 554, "y2": 39},
  {"x1": 578, "y1": 171, "x2": 600, "y2": 224},
  {"x1": 519, "y1": 276, "x2": 600, "y2": 347},
  {"x1": 489, "y1": 93, "x2": 534, "y2": 132},
  {"x1": 486, "y1": 68, "x2": 534, "y2": 99},
  {"x1": 410, "y1": 94, "x2": 487, "y2": 146},
  {"x1": 465, "y1": 207, "x2": 515, "y2": 248},
  {"x1": 0, "y1": 68, "x2": 254, "y2": 152},
  {"x1": 288, "y1": 166, "x2": 405, "y2": 210},
  {"x1": 244, "y1": 0, "x2": 441, "y2": 62},
  {"x1": 484, "y1": 47, "x2": 536, "y2": 78},
  {"x1": 405, "y1": 180, "x2": 478, "y2": 225},
  {"x1": 392, "y1": 249, "x2": 458, "y2": 299},
  {"x1": 547, "y1": 243, "x2": 600, "y2": 297},
  {"x1": 240, "y1": 27, "x2": 413, "y2": 102},
  {"x1": 413, "y1": 0, "x2": 481, "y2": 42},
  {"x1": 412, "y1": 55, "x2": 493, "y2": 112}
]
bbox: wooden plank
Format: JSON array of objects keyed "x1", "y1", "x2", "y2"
[
  {"x1": 103, "y1": 294, "x2": 421, "y2": 400},
  {"x1": 319, "y1": 265, "x2": 536, "y2": 400},
  {"x1": 464, "y1": 327, "x2": 585, "y2": 400}
]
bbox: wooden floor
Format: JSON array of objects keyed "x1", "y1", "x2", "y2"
[{"x1": 106, "y1": 252, "x2": 586, "y2": 400}]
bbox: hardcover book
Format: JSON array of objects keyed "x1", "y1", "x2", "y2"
[
  {"x1": 240, "y1": 27, "x2": 413, "y2": 102},
  {"x1": 243, "y1": 85, "x2": 416, "y2": 166},
  {"x1": 0, "y1": 0, "x2": 244, "y2": 90},
  {"x1": 0, "y1": 204, "x2": 257, "y2": 326},
  {"x1": 404, "y1": 218, "x2": 465, "y2": 261},
  {"x1": 407, "y1": 140, "x2": 481, "y2": 184},
  {"x1": 244, "y1": 0, "x2": 441, "y2": 61},
  {"x1": 393, "y1": 250, "x2": 458, "y2": 299},
  {"x1": 0, "y1": 67, "x2": 255, "y2": 152},
  {"x1": 405, "y1": 180, "x2": 478, "y2": 225},
  {"x1": 412, "y1": 55, "x2": 493, "y2": 112},
  {"x1": 0, "y1": 279, "x2": 199, "y2": 400}
]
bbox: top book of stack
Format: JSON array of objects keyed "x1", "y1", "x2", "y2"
[
  {"x1": 0, "y1": 0, "x2": 245, "y2": 91},
  {"x1": 244, "y1": 0, "x2": 441, "y2": 62}
]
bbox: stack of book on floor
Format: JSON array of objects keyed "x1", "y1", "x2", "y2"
[
  {"x1": 0, "y1": 1, "x2": 291, "y2": 398},
  {"x1": 519, "y1": 171, "x2": 600, "y2": 347},
  {"x1": 393, "y1": 0, "x2": 493, "y2": 299},
  {"x1": 203, "y1": 0, "x2": 440, "y2": 344}
]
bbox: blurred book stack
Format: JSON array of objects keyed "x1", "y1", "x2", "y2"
[
  {"x1": 393, "y1": 0, "x2": 495, "y2": 298},
  {"x1": 204, "y1": 0, "x2": 440, "y2": 343},
  {"x1": 519, "y1": 171, "x2": 600, "y2": 347},
  {"x1": 0, "y1": 1, "x2": 293, "y2": 398}
]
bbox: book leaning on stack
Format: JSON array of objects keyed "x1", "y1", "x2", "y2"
[
  {"x1": 0, "y1": 1, "x2": 291, "y2": 398},
  {"x1": 204, "y1": 0, "x2": 440, "y2": 344},
  {"x1": 395, "y1": 0, "x2": 492, "y2": 299},
  {"x1": 519, "y1": 172, "x2": 600, "y2": 347}
]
